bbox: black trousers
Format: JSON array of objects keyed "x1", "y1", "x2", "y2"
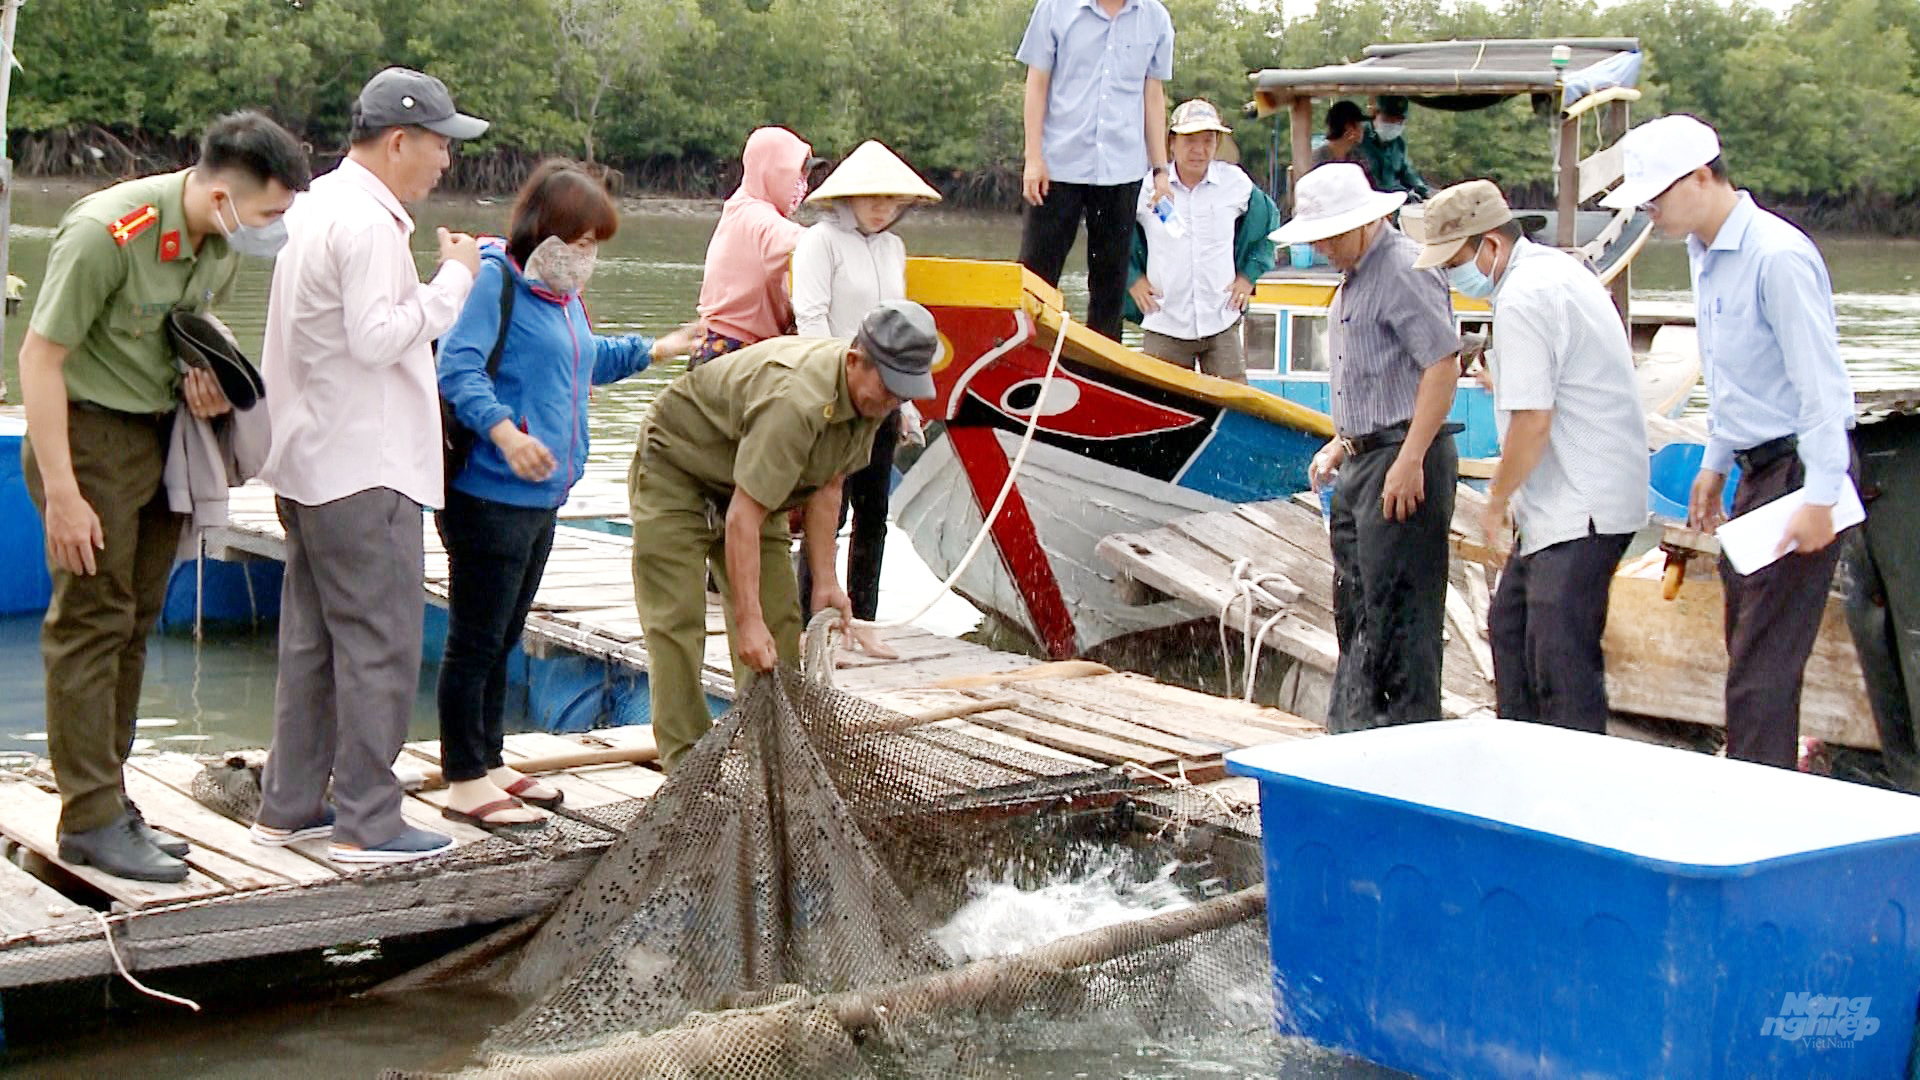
[
  {"x1": 1721, "y1": 453, "x2": 1849, "y2": 769},
  {"x1": 435, "y1": 490, "x2": 557, "y2": 783},
  {"x1": 1018, "y1": 179, "x2": 1138, "y2": 342},
  {"x1": 801, "y1": 411, "x2": 901, "y2": 622},
  {"x1": 1328, "y1": 436, "x2": 1458, "y2": 732},
  {"x1": 1489, "y1": 530, "x2": 1635, "y2": 733}
]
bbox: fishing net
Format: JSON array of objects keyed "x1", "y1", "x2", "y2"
[{"x1": 387, "y1": 669, "x2": 1275, "y2": 1079}]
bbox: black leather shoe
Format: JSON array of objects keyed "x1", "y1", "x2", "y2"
[
  {"x1": 126, "y1": 803, "x2": 190, "y2": 858},
  {"x1": 57, "y1": 818, "x2": 189, "y2": 883}
]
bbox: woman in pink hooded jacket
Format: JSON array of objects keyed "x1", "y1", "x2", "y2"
[{"x1": 691, "y1": 126, "x2": 814, "y2": 364}]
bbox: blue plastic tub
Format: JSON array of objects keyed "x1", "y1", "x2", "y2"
[
  {"x1": 1648, "y1": 441, "x2": 1740, "y2": 522},
  {"x1": 1226, "y1": 720, "x2": 1920, "y2": 1079},
  {"x1": 0, "y1": 417, "x2": 53, "y2": 616}
]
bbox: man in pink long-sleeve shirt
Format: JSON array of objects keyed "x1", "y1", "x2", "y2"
[{"x1": 254, "y1": 68, "x2": 486, "y2": 865}]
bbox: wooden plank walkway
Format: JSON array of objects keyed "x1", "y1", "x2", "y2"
[
  {"x1": 0, "y1": 478, "x2": 1321, "y2": 993},
  {"x1": 1098, "y1": 489, "x2": 1502, "y2": 721}
]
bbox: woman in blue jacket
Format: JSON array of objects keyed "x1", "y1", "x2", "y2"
[{"x1": 437, "y1": 160, "x2": 694, "y2": 828}]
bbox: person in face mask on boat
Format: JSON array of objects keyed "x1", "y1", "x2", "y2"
[
  {"x1": 790, "y1": 141, "x2": 943, "y2": 660},
  {"x1": 691, "y1": 126, "x2": 816, "y2": 365},
  {"x1": 1356, "y1": 96, "x2": 1431, "y2": 201},
  {"x1": 1271, "y1": 163, "x2": 1459, "y2": 733},
  {"x1": 434, "y1": 161, "x2": 698, "y2": 830},
  {"x1": 1414, "y1": 179, "x2": 1649, "y2": 734}
]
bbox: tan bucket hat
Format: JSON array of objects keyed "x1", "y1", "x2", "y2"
[
  {"x1": 1411, "y1": 179, "x2": 1514, "y2": 269},
  {"x1": 806, "y1": 141, "x2": 942, "y2": 204}
]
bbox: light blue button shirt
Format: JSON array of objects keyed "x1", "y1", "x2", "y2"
[
  {"x1": 1015, "y1": 0, "x2": 1175, "y2": 187},
  {"x1": 1688, "y1": 193, "x2": 1854, "y2": 504}
]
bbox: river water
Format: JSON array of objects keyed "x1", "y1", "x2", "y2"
[{"x1": 0, "y1": 181, "x2": 1915, "y2": 1076}]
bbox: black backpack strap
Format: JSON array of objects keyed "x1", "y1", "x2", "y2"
[{"x1": 485, "y1": 273, "x2": 515, "y2": 380}]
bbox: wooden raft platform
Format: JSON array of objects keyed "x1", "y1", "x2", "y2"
[
  {"x1": 0, "y1": 479, "x2": 1321, "y2": 993},
  {"x1": 1098, "y1": 487, "x2": 1502, "y2": 722}
]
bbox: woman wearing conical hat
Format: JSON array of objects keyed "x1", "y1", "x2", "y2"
[{"x1": 791, "y1": 140, "x2": 941, "y2": 660}]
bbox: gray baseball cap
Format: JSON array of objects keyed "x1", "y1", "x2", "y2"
[
  {"x1": 854, "y1": 300, "x2": 940, "y2": 401},
  {"x1": 354, "y1": 67, "x2": 489, "y2": 141}
]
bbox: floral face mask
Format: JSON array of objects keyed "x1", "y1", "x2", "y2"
[{"x1": 525, "y1": 236, "x2": 598, "y2": 295}]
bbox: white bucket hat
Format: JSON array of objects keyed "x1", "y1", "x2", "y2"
[
  {"x1": 1269, "y1": 163, "x2": 1406, "y2": 245},
  {"x1": 806, "y1": 140, "x2": 943, "y2": 205},
  {"x1": 1600, "y1": 115, "x2": 1720, "y2": 210}
]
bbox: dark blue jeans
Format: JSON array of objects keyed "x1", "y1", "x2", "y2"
[{"x1": 435, "y1": 490, "x2": 557, "y2": 783}]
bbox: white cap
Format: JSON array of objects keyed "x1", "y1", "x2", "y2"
[
  {"x1": 1269, "y1": 163, "x2": 1407, "y2": 245},
  {"x1": 1600, "y1": 115, "x2": 1721, "y2": 210}
]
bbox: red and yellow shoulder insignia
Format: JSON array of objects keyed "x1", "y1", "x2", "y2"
[
  {"x1": 107, "y1": 205, "x2": 159, "y2": 247},
  {"x1": 158, "y1": 230, "x2": 182, "y2": 261}
]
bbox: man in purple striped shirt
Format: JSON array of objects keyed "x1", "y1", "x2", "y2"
[{"x1": 1273, "y1": 164, "x2": 1461, "y2": 732}]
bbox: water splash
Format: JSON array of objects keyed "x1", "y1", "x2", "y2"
[{"x1": 931, "y1": 847, "x2": 1196, "y2": 963}]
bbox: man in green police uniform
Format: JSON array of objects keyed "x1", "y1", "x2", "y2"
[
  {"x1": 629, "y1": 300, "x2": 940, "y2": 769},
  {"x1": 18, "y1": 111, "x2": 309, "y2": 882}
]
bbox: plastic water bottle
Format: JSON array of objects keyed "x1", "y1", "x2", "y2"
[{"x1": 1153, "y1": 196, "x2": 1186, "y2": 239}]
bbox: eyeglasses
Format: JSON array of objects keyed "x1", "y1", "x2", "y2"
[{"x1": 1637, "y1": 174, "x2": 1686, "y2": 214}]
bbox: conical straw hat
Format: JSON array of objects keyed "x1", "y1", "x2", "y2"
[{"x1": 806, "y1": 141, "x2": 942, "y2": 204}]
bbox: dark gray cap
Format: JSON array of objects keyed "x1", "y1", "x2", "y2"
[
  {"x1": 854, "y1": 300, "x2": 939, "y2": 401},
  {"x1": 354, "y1": 67, "x2": 489, "y2": 141}
]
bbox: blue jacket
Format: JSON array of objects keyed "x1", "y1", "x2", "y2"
[{"x1": 437, "y1": 246, "x2": 653, "y2": 509}]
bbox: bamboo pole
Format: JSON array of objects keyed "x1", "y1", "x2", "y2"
[{"x1": 399, "y1": 887, "x2": 1268, "y2": 1079}]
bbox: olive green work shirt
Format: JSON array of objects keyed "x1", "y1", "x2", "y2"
[
  {"x1": 29, "y1": 169, "x2": 238, "y2": 414},
  {"x1": 640, "y1": 337, "x2": 882, "y2": 513}
]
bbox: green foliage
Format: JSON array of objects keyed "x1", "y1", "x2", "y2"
[{"x1": 2, "y1": 0, "x2": 1918, "y2": 201}]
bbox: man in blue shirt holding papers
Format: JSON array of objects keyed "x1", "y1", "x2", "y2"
[{"x1": 1605, "y1": 114, "x2": 1857, "y2": 768}]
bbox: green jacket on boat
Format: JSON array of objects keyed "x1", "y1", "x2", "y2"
[
  {"x1": 1355, "y1": 123, "x2": 1431, "y2": 199},
  {"x1": 1123, "y1": 181, "x2": 1281, "y2": 327}
]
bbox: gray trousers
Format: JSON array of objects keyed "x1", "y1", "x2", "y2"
[{"x1": 259, "y1": 489, "x2": 424, "y2": 849}]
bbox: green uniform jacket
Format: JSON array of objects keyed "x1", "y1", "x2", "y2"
[
  {"x1": 637, "y1": 336, "x2": 881, "y2": 512},
  {"x1": 31, "y1": 169, "x2": 237, "y2": 413},
  {"x1": 1355, "y1": 124, "x2": 1431, "y2": 199},
  {"x1": 1123, "y1": 184, "x2": 1282, "y2": 327}
]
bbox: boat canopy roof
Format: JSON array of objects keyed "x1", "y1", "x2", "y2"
[{"x1": 1252, "y1": 38, "x2": 1641, "y2": 115}]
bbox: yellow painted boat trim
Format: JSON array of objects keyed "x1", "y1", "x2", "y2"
[
  {"x1": 1250, "y1": 275, "x2": 1492, "y2": 314},
  {"x1": 906, "y1": 256, "x2": 1336, "y2": 437}
]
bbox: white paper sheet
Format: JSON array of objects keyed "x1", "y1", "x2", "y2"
[{"x1": 1714, "y1": 479, "x2": 1865, "y2": 575}]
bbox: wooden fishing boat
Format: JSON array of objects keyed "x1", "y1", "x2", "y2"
[{"x1": 899, "y1": 38, "x2": 1700, "y2": 659}]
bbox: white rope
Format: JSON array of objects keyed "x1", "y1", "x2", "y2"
[
  {"x1": 1120, "y1": 760, "x2": 1254, "y2": 839},
  {"x1": 92, "y1": 910, "x2": 202, "y2": 1011},
  {"x1": 1215, "y1": 558, "x2": 1301, "y2": 701},
  {"x1": 864, "y1": 310, "x2": 1072, "y2": 633}
]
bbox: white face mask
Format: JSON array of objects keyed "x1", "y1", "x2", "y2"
[
  {"x1": 1373, "y1": 120, "x2": 1406, "y2": 142},
  {"x1": 525, "y1": 236, "x2": 597, "y2": 295},
  {"x1": 212, "y1": 192, "x2": 289, "y2": 257}
]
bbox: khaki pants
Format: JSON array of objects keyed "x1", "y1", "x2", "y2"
[
  {"x1": 628, "y1": 452, "x2": 801, "y2": 770},
  {"x1": 1141, "y1": 323, "x2": 1248, "y2": 382},
  {"x1": 23, "y1": 405, "x2": 182, "y2": 834}
]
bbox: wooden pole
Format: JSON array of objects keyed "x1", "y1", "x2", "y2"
[
  {"x1": 410, "y1": 887, "x2": 1269, "y2": 1079},
  {"x1": 1606, "y1": 98, "x2": 1633, "y2": 329},
  {"x1": 1556, "y1": 112, "x2": 1580, "y2": 248},
  {"x1": 1288, "y1": 96, "x2": 1312, "y2": 210},
  {"x1": 0, "y1": 0, "x2": 21, "y2": 376}
]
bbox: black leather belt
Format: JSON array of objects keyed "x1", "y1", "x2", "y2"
[
  {"x1": 1735, "y1": 434, "x2": 1797, "y2": 474},
  {"x1": 1341, "y1": 420, "x2": 1465, "y2": 457}
]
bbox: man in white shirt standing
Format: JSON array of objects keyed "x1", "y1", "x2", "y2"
[
  {"x1": 1414, "y1": 180, "x2": 1649, "y2": 733},
  {"x1": 1126, "y1": 99, "x2": 1279, "y2": 383},
  {"x1": 253, "y1": 68, "x2": 486, "y2": 864}
]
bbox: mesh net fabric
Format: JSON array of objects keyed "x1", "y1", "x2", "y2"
[{"x1": 388, "y1": 670, "x2": 1271, "y2": 1080}]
